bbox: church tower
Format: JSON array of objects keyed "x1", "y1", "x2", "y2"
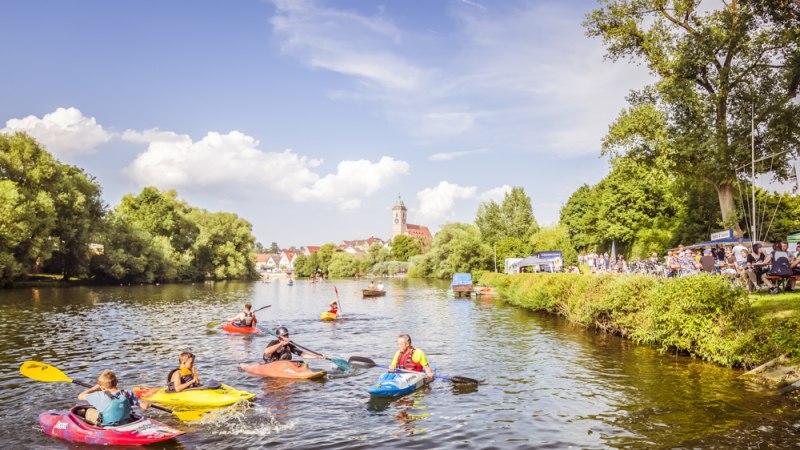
[{"x1": 392, "y1": 195, "x2": 407, "y2": 239}]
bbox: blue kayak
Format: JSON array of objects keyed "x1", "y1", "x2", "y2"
[{"x1": 367, "y1": 371, "x2": 433, "y2": 397}]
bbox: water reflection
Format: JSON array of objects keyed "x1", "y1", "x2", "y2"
[{"x1": 1, "y1": 279, "x2": 799, "y2": 449}]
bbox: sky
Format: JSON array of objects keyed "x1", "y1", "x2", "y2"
[{"x1": 0, "y1": 0, "x2": 657, "y2": 248}]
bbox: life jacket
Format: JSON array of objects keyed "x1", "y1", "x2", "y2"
[
  {"x1": 263, "y1": 340, "x2": 296, "y2": 363},
  {"x1": 241, "y1": 311, "x2": 255, "y2": 327},
  {"x1": 98, "y1": 391, "x2": 133, "y2": 426},
  {"x1": 395, "y1": 347, "x2": 423, "y2": 372},
  {"x1": 166, "y1": 367, "x2": 196, "y2": 392},
  {"x1": 328, "y1": 305, "x2": 338, "y2": 314},
  {"x1": 770, "y1": 251, "x2": 793, "y2": 276}
]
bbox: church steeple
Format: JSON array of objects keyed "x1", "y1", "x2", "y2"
[{"x1": 392, "y1": 195, "x2": 407, "y2": 239}]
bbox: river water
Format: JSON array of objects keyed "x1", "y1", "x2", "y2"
[{"x1": 1, "y1": 279, "x2": 799, "y2": 449}]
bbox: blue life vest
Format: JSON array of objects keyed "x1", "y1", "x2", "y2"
[{"x1": 99, "y1": 391, "x2": 133, "y2": 426}]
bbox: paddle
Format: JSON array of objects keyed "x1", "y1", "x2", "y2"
[
  {"x1": 334, "y1": 286, "x2": 343, "y2": 319},
  {"x1": 263, "y1": 328, "x2": 353, "y2": 371},
  {"x1": 207, "y1": 304, "x2": 271, "y2": 328},
  {"x1": 20, "y1": 361, "x2": 206, "y2": 421},
  {"x1": 347, "y1": 356, "x2": 479, "y2": 386}
]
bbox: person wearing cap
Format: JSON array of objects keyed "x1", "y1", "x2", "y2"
[
  {"x1": 262, "y1": 327, "x2": 328, "y2": 363},
  {"x1": 700, "y1": 248, "x2": 717, "y2": 273},
  {"x1": 678, "y1": 249, "x2": 701, "y2": 276}
]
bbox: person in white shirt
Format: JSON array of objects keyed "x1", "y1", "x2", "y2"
[{"x1": 732, "y1": 239, "x2": 748, "y2": 267}]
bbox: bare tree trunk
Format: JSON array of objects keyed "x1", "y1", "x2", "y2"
[{"x1": 717, "y1": 182, "x2": 744, "y2": 237}]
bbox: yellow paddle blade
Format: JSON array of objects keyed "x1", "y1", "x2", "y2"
[{"x1": 20, "y1": 361, "x2": 73, "y2": 383}]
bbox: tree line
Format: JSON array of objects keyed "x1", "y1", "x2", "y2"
[{"x1": 0, "y1": 132, "x2": 258, "y2": 287}]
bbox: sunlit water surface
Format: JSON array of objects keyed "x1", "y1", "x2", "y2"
[{"x1": 1, "y1": 279, "x2": 799, "y2": 449}]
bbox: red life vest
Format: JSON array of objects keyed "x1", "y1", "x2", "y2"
[{"x1": 396, "y1": 347, "x2": 423, "y2": 372}]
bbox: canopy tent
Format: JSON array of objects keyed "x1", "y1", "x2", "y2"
[
  {"x1": 788, "y1": 230, "x2": 800, "y2": 243},
  {"x1": 686, "y1": 237, "x2": 752, "y2": 248},
  {"x1": 509, "y1": 257, "x2": 557, "y2": 273},
  {"x1": 450, "y1": 273, "x2": 472, "y2": 287}
]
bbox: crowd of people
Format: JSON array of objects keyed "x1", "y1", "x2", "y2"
[{"x1": 578, "y1": 239, "x2": 800, "y2": 293}]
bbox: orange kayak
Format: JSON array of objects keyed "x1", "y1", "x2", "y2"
[
  {"x1": 221, "y1": 322, "x2": 260, "y2": 334},
  {"x1": 240, "y1": 360, "x2": 327, "y2": 380}
]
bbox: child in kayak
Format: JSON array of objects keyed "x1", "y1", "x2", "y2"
[
  {"x1": 78, "y1": 370, "x2": 150, "y2": 426},
  {"x1": 389, "y1": 334, "x2": 433, "y2": 381},
  {"x1": 227, "y1": 303, "x2": 258, "y2": 328},
  {"x1": 167, "y1": 352, "x2": 200, "y2": 392},
  {"x1": 327, "y1": 300, "x2": 339, "y2": 314}
]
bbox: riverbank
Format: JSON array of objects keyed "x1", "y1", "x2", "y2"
[{"x1": 479, "y1": 273, "x2": 800, "y2": 383}]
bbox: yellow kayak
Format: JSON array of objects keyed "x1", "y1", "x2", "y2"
[
  {"x1": 320, "y1": 311, "x2": 337, "y2": 321},
  {"x1": 133, "y1": 384, "x2": 255, "y2": 408}
]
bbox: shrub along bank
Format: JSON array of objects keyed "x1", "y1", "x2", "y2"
[{"x1": 480, "y1": 273, "x2": 800, "y2": 369}]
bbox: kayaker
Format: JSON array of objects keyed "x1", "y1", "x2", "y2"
[
  {"x1": 77, "y1": 370, "x2": 150, "y2": 426},
  {"x1": 166, "y1": 352, "x2": 201, "y2": 393},
  {"x1": 389, "y1": 334, "x2": 433, "y2": 381},
  {"x1": 263, "y1": 327, "x2": 329, "y2": 362},
  {"x1": 227, "y1": 303, "x2": 258, "y2": 328},
  {"x1": 327, "y1": 300, "x2": 339, "y2": 314}
]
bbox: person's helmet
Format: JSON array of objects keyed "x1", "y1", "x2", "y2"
[{"x1": 275, "y1": 326, "x2": 289, "y2": 336}]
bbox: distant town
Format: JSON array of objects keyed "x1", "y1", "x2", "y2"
[{"x1": 255, "y1": 196, "x2": 432, "y2": 273}]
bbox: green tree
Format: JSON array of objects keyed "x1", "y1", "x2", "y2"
[
  {"x1": 391, "y1": 235, "x2": 422, "y2": 261},
  {"x1": 44, "y1": 165, "x2": 105, "y2": 279},
  {"x1": 117, "y1": 187, "x2": 198, "y2": 252},
  {"x1": 528, "y1": 225, "x2": 578, "y2": 265},
  {"x1": 493, "y1": 237, "x2": 529, "y2": 272},
  {"x1": 189, "y1": 209, "x2": 258, "y2": 280},
  {"x1": 585, "y1": 1, "x2": 800, "y2": 235},
  {"x1": 409, "y1": 223, "x2": 492, "y2": 279},
  {"x1": 317, "y1": 243, "x2": 337, "y2": 275},
  {"x1": 89, "y1": 215, "x2": 167, "y2": 283},
  {"x1": 293, "y1": 253, "x2": 320, "y2": 277},
  {"x1": 327, "y1": 252, "x2": 360, "y2": 278},
  {"x1": 476, "y1": 187, "x2": 539, "y2": 245}
]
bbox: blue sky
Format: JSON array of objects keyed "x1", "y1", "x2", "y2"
[{"x1": 1, "y1": 0, "x2": 654, "y2": 247}]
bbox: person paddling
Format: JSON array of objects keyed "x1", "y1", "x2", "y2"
[
  {"x1": 78, "y1": 370, "x2": 149, "y2": 426},
  {"x1": 262, "y1": 327, "x2": 329, "y2": 363},
  {"x1": 228, "y1": 303, "x2": 258, "y2": 328},
  {"x1": 368, "y1": 281, "x2": 377, "y2": 290},
  {"x1": 327, "y1": 300, "x2": 339, "y2": 314},
  {"x1": 389, "y1": 334, "x2": 433, "y2": 381},
  {"x1": 166, "y1": 352, "x2": 200, "y2": 393}
]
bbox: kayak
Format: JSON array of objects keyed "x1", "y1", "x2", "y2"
[
  {"x1": 362, "y1": 289, "x2": 386, "y2": 297},
  {"x1": 367, "y1": 371, "x2": 433, "y2": 397},
  {"x1": 221, "y1": 322, "x2": 261, "y2": 334},
  {"x1": 133, "y1": 384, "x2": 255, "y2": 408},
  {"x1": 39, "y1": 405, "x2": 183, "y2": 446},
  {"x1": 320, "y1": 311, "x2": 337, "y2": 321},
  {"x1": 240, "y1": 360, "x2": 327, "y2": 380}
]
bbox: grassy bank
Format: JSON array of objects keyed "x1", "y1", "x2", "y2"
[{"x1": 480, "y1": 273, "x2": 800, "y2": 369}]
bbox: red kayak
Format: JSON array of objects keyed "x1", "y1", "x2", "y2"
[
  {"x1": 221, "y1": 322, "x2": 261, "y2": 334},
  {"x1": 39, "y1": 405, "x2": 183, "y2": 446}
]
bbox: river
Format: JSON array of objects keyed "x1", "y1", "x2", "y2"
[{"x1": 1, "y1": 279, "x2": 799, "y2": 449}]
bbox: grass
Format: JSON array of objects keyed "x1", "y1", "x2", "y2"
[{"x1": 749, "y1": 291, "x2": 800, "y2": 320}]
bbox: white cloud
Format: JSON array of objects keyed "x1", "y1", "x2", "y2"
[
  {"x1": 268, "y1": 1, "x2": 653, "y2": 155},
  {"x1": 416, "y1": 181, "x2": 477, "y2": 223},
  {"x1": 479, "y1": 184, "x2": 512, "y2": 203},
  {"x1": 270, "y1": 0, "x2": 428, "y2": 91},
  {"x1": 2, "y1": 107, "x2": 112, "y2": 158},
  {"x1": 123, "y1": 129, "x2": 408, "y2": 209},
  {"x1": 295, "y1": 156, "x2": 410, "y2": 209},
  {"x1": 428, "y1": 147, "x2": 489, "y2": 161}
]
